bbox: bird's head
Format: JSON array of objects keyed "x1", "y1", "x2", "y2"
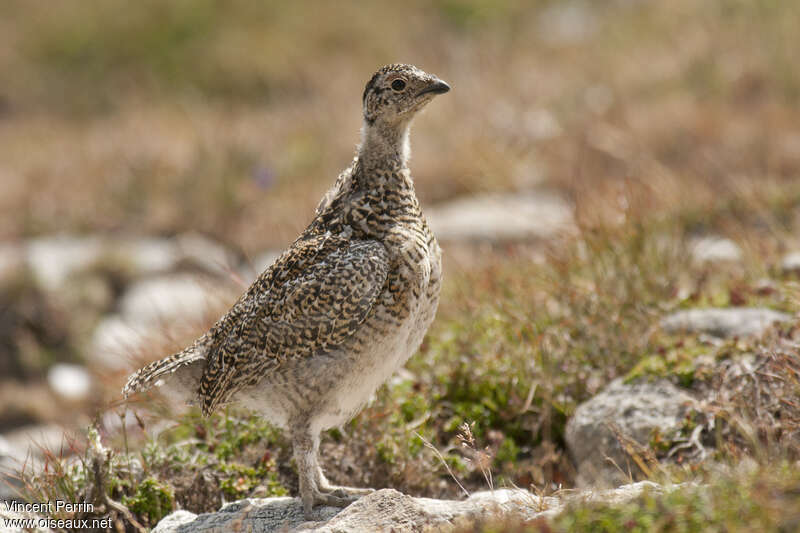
[{"x1": 362, "y1": 64, "x2": 450, "y2": 127}]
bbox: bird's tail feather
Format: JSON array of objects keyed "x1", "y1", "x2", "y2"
[{"x1": 122, "y1": 337, "x2": 210, "y2": 399}]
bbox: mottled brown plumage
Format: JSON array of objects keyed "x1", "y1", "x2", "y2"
[{"x1": 122, "y1": 64, "x2": 449, "y2": 517}]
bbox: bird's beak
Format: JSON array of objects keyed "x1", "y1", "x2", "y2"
[{"x1": 417, "y1": 78, "x2": 451, "y2": 97}]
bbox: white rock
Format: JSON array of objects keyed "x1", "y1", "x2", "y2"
[
  {"x1": 176, "y1": 233, "x2": 237, "y2": 275},
  {"x1": 23, "y1": 234, "x2": 237, "y2": 292},
  {"x1": 25, "y1": 235, "x2": 178, "y2": 290},
  {"x1": 79, "y1": 235, "x2": 235, "y2": 277},
  {"x1": 47, "y1": 363, "x2": 91, "y2": 400},
  {"x1": 425, "y1": 192, "x2": 574, "y2": 243},
  {"x1": 153, "y1": 482, "x2": 679, "y2": 533},
  {"x1": 123, "y1": 238, "x2": 180, "y2": 274},
  {"x1": 780, "y1": 251, "x2": 800, "y2": 275},
  {"x1": 569, "y1": 480, "x2": 673, "y2": 507},
  {"x1": 89, "y1": 274, "x2": 220, "y2": 369},
  {"x1": 26, "y1": 236, "x2": 104, "y2": 290},
  {"x1": 120, "y1": 274, "x2": 215, "y2": 326},
  {"x1": 565, "y1": 378, "x2": 696, "y2": 487},
  {"x1": 661, "y1": 307, "x2": 791, "y2": 338},
  {"x1": 690, "y1": 236, "x2": 742, "y2": 264},
  {"x1": 152, "y1": 510, "x2": 200, "y2": 533},
  {"x1": 154, "y1": 488, "x2": 553, "y2": 533},
  {"x1": 89, "y1": 315, "x2": 149, "y2": 370}
]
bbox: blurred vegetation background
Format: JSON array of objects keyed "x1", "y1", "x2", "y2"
[
  {"x1": 3, "y1": 0, "x2": 800, "y2": 530},
  {"x1": 1, "y1": 0, "x2": 797, "y2": 249}
]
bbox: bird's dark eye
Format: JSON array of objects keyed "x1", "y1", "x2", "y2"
[{"x1": 391, "y1": 79, "x2": 406, "y2": 91}]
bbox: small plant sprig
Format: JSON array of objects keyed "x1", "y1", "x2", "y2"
[
  {"x1": 416, "y1": 431, "x2": 470, "y2": 497},
  {"x1": 457, "y1": 421, "x2": 494, "y2": 491}
]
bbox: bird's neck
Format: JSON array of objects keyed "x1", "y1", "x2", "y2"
[
  {"x1": 306, "y1": 120, "x2": 419, "y2": 237},
  {"x1": 357, "y1": 120, "x2": 411, "y2": 173}
]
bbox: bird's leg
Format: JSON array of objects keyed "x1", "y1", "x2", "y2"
[
  {"x1": 292, "y1": 430, "x2": 354, "y2": 518},
  {"x1": 315, "y1": 464, "x2": 375, "y2": 498},
  {"x1": 309, "y1": 434, "x2": 372, "y2": 497},
  {"x1": 312, "y1": 434, "x2": 374, "y2": 498}
]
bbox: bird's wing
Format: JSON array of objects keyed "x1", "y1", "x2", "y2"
[{"x1": 198, "y1": 235, "x2": 390, "y2": 414}]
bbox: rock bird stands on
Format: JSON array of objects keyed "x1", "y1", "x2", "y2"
[{"x1": 123, "y1": 64, "x2": 450, "y2": 516}]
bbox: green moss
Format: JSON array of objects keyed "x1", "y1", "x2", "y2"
[
  {"x1": 141, "y1": 411, "x2": 290, "y2": 501},
  {"x1": 389, "y1": 378, "x2": 433, "y2": 425},
  {"x1": 445, "y1": 454, "x2": 469, "y2": 475},
  {"x1": 121, "y1": 477, "x2": 174, "y2": 527},
  {"x1": 210, "y1": 414, "x2": 282, "y2": 461},
  {"x1": 423, "y1": 310, "x2": 550, "y2": 445},
  {"x1": 624, "y1": 338, "x2": 711, "y2": 388},
  {"x1": 625, "y1": 355, "x2": 669, "y2": 383},
  {"x1": 376, "y1": 439, "x2": 398, "y2": 465},
  {"x1": 219, "y1": 458, "x2": 287, "y2": 500},
  {"x1": 495, "y1": 437, "x2": 520, "y2": 464}
]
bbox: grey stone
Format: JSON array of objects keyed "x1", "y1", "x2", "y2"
[
  {"x1": 569, "y1": 480, "x2": 668, "y2": 507},
  {"x1": 425, "y1": 192, "x2": 574, "y2": 243},
  {"x1": 689, "y1": 236, "x2": 742, "y2": 264},
  {"x1": 153, "y1": 482, "x2": 677, "y2": 533},
  {"x1": 152, "y1": 496, "x2": 340, "y2": 533},
  {"x1": 565, "y1": 378, "x2": 696, "y2": 486},
  {"x1": 661, "y1": 307, "x2": 791, "y2": 338},
  {"x1": 152, "y1": 510, "x2": 202, "y2": 533},
  {"x1": 154, "y1": 488, "x2": 551, "y2": 533}
]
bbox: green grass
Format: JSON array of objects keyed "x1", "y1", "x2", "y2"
[
  {"x1": 449, "y1": 465, "x2": 800, "y2": 533},
  {"x1": 23, "y1": 413, "x2": 290, "y2": 528},
  {"x1": 553, "y1": 464, "x2": 800, "y2": 533},
  {"x1": 120, "y1": 478, "x2": 174, "y2": 527},
  {"x1": 21, "y1": 189, "x2": 800, "y2": 527}
]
